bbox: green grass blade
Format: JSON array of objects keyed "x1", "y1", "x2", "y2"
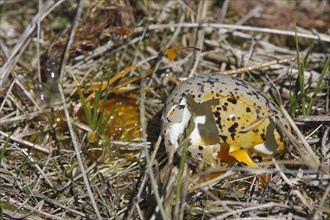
[
  {"x1": 295, "y1": 30, "x2": 307, "y2": 115},
  {"x1": 76, "y1": 80, "x2": 93, "y2": 127},
  {"x1": 306, "y1": 55, "x2": 330, "y2": 115},
  {"x1": 290, "y1": 75, "x2": 299, "y2": 116},
  {"x1": 302, "y1": 41, "x2": 315, "y2": 67},
  {"x1": 290, "y1": 30, "x2": 300, "y2": 116},
  {"x1": 93, "y1": 80, "x2": 103, "y2": 128},
  {"x1": 291, "y1": 31, "x2": 316, "y2": 116},
  {"x1": 96, "y1": 80, "x2": 111, "y2": 132},
  {"x1": 300, "y1": 41, "x2": 315, "y2": 115},
  {"x1": 99, "y1": 105, "x2": 116, "y2": 135}
]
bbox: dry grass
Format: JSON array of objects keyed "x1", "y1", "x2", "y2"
[{"x1": 0, "y1": 0, "x2": 329, "y2": 219}]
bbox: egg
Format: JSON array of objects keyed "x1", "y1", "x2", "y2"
[{"x1": 162, "y1": 73, "x2": 290, "y2": 168}]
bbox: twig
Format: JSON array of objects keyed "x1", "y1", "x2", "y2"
[
  {"x1": 134, "y1": 23, "x2": 330, "y2": 42},
  {"x1": 32, "y1": 147, "x2": 53, "y2": 192},
  {"x1": 59, "y1": 84, "x2": 103, "y2": 219},
  {"x1": 0, "y1": 38, "x2": 9, "y2": 59},
  {"x1": 33, "y1": 192, "x2": 86, "y2": 217},
  {"x1": 272, "y1": 158, "x2": 295, "y2": 187},
  {"x1": 0, "y1": 80, "x2": 15, "y2": 112},
  {"x1": 0, "y1": 0, "x2": 65, "y2": 87},
  {"x1": 188, "y1": 0, "x2": 207, "y2": 78},
  {"x1": 0, "y1": 130, "x2": 49, "y2": 154},
  {"x1": 218, "y1": 0, "x2": 230, "y2": 23},
  {"x1": 59, "y1": 0, "x2": 83, "y2": 82},
  {"x1": 211, "y1": 202, "x2": 291, "y2": 220},
  {"x1": 70, "y1": 36, "x2": 141, "y2": 70},
  {"x1": 13, "y1": 79, "x2": 42, "y2": 111},
  {"x1": 296, "y1": 115, "x2": 330, "y2": 122},
  {"x1": 236, "y1": 4, "x2": 263, "y2": 26},
  {"x1": 189, "y1": 169, "x2": 234, "y2": 192},
  {"x1": 0, "y1": 109, "x2": 53, "y2": 125},
  {"x1": 57, "y1": 0, "x2": 102, "y2": 218},
  {"x1": 163, "y1": 0, "x2": 186, "y2": 49},
  {"x1": 140, "y1": 74, "x2": 167, "y2": 219},
  {"x1": 4, "y1": 197, "x2": 63, "y2": 220},
  {"x1": 218, "y1": 57, "x2": 296, "y2": 75},
  {"x1": 37, "y1": 0, "x2": 42, "y2": 83},
  {"x1": 278, "y1": 106, "x2": 320, "y2": 168}
]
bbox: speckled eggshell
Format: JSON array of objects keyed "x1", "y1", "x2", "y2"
[{"x1": 162, "y1": 73, "x2": 290, "y2": 166}]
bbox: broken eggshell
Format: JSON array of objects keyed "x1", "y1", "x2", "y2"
[{"x1": 162, "y1": 73, "x2": 290, "y2": 168}]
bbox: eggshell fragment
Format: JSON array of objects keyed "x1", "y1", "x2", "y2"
[{"x1": 162, "y1": 73, "x2": 290, "y2": 167}]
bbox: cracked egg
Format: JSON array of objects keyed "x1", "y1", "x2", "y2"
[{"x1": 162, "y1": 73, "x2": 290, "y2": 168}]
